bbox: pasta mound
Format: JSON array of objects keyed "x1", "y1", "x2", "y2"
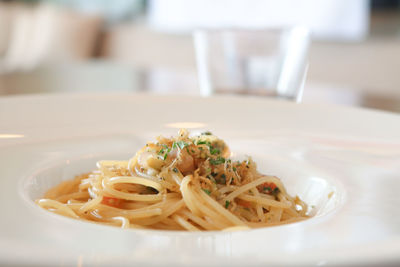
[{"x1": 36, "y1": 129, "x2": 309, "y2": 231}]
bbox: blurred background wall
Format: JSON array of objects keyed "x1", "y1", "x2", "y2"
[{"x1": 0, "y1": 0, "x2": 399, "y2": 112}]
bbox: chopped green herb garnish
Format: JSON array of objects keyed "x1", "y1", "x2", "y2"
[
  {"x1": 202, "y1": 189, "x2": 211, "y2": 195},
  {"x1": 219, "y1": 174, "x2": 226, "y2": 184},
  {"x1": 196, "y1": 140, "x2": 207, "y2": 145},
  {"x1": 160, "y1": 146, "x2": 171, "y2": 160},
  {"x1": 173, "y1": 141, "x2": 188, "y2": 149},
  {"x1": 202, "y1": 131, "x2": 212, "y2": 135},
  {"x1": 233, "y1": 167, "x2": 237, "y2": 172},
  {"x1": 209, "y1": 156, "x2": 225, "y2": 165},
  {"x1": 263, "y1": 186, "x2": 272, "y2": 192},
  {"x1": 209, "y1": 146, "x2": 220, "y2": 155},
  {"x1": 225, "y1": 200, "x2": 230, "y2": 208},
  {"x1": 173, "y1": 167, "x2": 178, "y2": 173},
  {"x1": 272, "y1": 187, "x2": 280, "y2": 196}
]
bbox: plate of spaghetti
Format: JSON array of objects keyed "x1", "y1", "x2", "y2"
[{"x1": 1, "y1": 93, "x2": 400, "y2": 266}]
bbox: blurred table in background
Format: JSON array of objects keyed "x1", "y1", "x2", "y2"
[
  {"x1": 0, "y1": 61, "x2": 145, "y2": 95},
  {"x1": 1, "y1": 59, "x2": 399, "y2": 114}
]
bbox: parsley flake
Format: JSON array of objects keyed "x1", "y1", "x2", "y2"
[
  {"x1": 209, "y1": 146, "x2": 220, "y2": 155},
  {"x1": 173, "y1": 141, "x2": 188, "y2": 149},
  {"x1": 219, "y1": 174, "x2": 226, "y2": 184},
  {"x1": 202, "y1": 189, "x2": 211, "y2": 195},
  {"x1": 272, "y1": 187, "x2": 280, "y2": 196},
  {"x1": 210, "y1": 156, "x2": 225, "y2": 165}
]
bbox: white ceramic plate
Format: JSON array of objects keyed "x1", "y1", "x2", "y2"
[{"x1": 1, "y1": 93, "x2": 400, "y2": 267}]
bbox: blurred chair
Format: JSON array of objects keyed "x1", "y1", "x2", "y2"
[
  {"x1": 0, "y1": 3, "x2": 102, "y2": 73},
  {"x1": 0, "y1": 3, "x2": 143, "y2": 95},
  {"x1": 0, "y1": 2, "x2": 14, "y2": 58}
]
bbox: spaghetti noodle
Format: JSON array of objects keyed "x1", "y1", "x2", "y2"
[{"x1": 36, "y1": 129, "x2": 310, "y2": 231}]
